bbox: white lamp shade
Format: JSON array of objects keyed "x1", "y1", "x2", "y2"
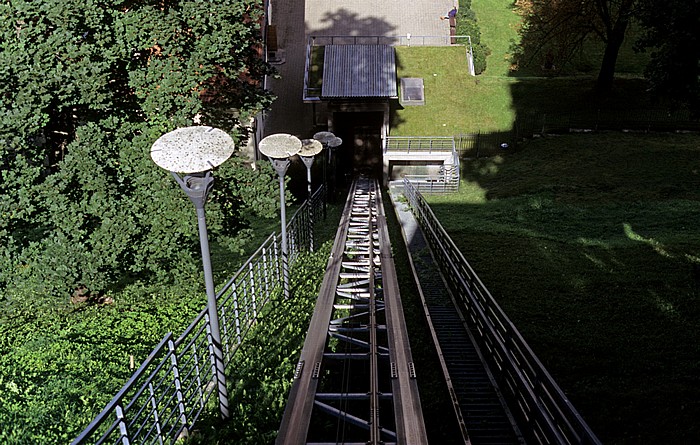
[
  {"x1": 151, "y1": 126, "x2": 235, "y2": 173},
  {"x1": 299, "y1": 139, "x2": 324, "y2": 157},
  {"x1": 259, "y1": 133, "x2": 302, "y2": 159}
]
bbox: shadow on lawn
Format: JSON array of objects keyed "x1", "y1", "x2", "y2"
[{"x1": 427, "y1": 127, "x2": 700, "y2": 444}]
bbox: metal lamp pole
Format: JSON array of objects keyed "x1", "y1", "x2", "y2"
[
  {"x1": 299, "y1": 139, "x2": 323, "y2": 252},
  {"x1": 327, "y1": 136, "x2": 342, "y2": 202},
  {"x1": 313, "y1": 131, "x2": 342, "y2": 205},
  {"x1": 259, "y1": 133, "x2": 302, "y2": 299},
  {"x1": 150, "y1": 126, "x2": 234, "y2": 420}
]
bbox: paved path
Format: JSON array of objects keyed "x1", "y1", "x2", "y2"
[{"x1": 264, "y1": 0, "x2": 455, "y2": 138}]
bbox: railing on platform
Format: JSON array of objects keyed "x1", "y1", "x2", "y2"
[
  {"x1": 384, "y1": 135, "x2": 455, "y2": 154},
  {"x1": 388, "y1": 136, "x2": 460, "y2": 193},
  {"x1": 403, "y1": 174, "x2": 459, "y2": 194},
  {"x1": 402, "y1": 179, "x2": 601, "y2": 445},
  {"x1": 72, "y1": 186, "x2": 326, "y2": 445},
  {"x1": 308, "y1": 34, "x2": 472, "y2": 47}
]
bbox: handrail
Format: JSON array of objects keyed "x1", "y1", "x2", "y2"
[
  {"x1": 307, "y1": 34, "x2": 474, "y2": 47},
  {"x1": 384, "y1": 136, "x2": 455, "y2": 154},
  {"x1": 403, "y1": 175, "x2": 459, "y2": 194},
  {"x1": 402, "y1": 179, "x2": 601, "y2": 444},
  {"x1": 72, "y1": 186, "x2": 326, "y2": 445}
]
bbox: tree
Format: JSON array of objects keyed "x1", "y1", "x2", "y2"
[
  {"x1": 0, "y1": 0, "x2": 276, "y2": 302},
  {"x1": 636, "y1": 0, "x2": 700, "y2": 112},
  {"x1": 514, "y1": 0, "x2": 638, "y2": 91}
]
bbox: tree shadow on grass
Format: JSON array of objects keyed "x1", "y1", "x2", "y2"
[{"x1": 425, "y1": 132, "x2": 700, "y2": 444}]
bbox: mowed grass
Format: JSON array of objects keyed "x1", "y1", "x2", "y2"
[
  {"x1": 391, "y1": 0, "x2": 700, "y2": 443},
  {"x1": 426, "y1": 133, "x2": 700, "y2": 444},
  {"x1": 393, "y1": 46, "x2": 515, "y2": 135},
  {"x1": 391, "y1": 0, "x2": 656, "y2": 137},
  {"x1": 471, "y1": 0, "x2": 522, "y2": 76}
]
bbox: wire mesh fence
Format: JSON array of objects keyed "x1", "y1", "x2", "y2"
[{"x1": 72, "y1": 186, "x2": 326, "y2": 445}]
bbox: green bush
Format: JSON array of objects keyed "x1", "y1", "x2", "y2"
[
  {"x1": 0, "y1": 283, "x2": 205, "y2": 444},
  {"x1": 456, "y1": 1, "x2": 490, "y2": 74},
  {"x1": 0, "y1": 0, "x2": 275, "y2": 302}
]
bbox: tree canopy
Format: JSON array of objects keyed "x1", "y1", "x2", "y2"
[
  {"x1": 514, "y1": 0, "x2": 700, "y2": 110},
  {"x1": 636, "y1": 0, "x2": 700, "y2": 112},
  {"x1": 0, "y1": 0, "x2": 277, "y2": 303},
  {"x1": 514, "y1": 0, "x2": 638, "y2": 90}
]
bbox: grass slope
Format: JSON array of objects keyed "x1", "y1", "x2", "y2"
[{"x1": 426, "y1": 133, "x2": 700, "y2": 443}]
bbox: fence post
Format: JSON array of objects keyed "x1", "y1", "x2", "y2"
[
  {"x1": 167, "y1": 339, "x2": 189, "y2": 437},
  {"x1": 233, "y1": 287, "x2": 242, "y2": 344},
  {"x1": 147, "y1": 382, "x2": 164, "y2": 445},
  {"x1": 476, "y1": 130, "x2": 481, "y2": 159},
  {"x1": 262, "y1": 244, "x2": 271, "y2": 298},
  {"x1": 249, "y1": 262, "x2": 258, "y2": 319},
  {"x1": 192, "y1": 342, "x2": 206, "y2": 410},
  {"x1": 115, "y1": 405, "x2": 131, "y2": 445},
  {"x1": 308, "y1": 196, "x2": 315, "y2": 252}
]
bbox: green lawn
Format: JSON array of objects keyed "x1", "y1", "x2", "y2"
[
  {"x1": 426, "y1": 133, "x2": 700, "y2": 443},
  {"x1": 391, "y1": 1, "x2": 700, "y2": 442},
  {"x1": 392, "y1": 0, "x2": 656, "y2": 137},
  {"x1": 471, "y1": 0, "x2": 522, "y2": 76},
  {"x1": 393, "y1": 46, "x2": 515, "y2": 135}
]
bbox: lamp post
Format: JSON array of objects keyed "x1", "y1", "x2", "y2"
[
  {"x1": 299, "y1": 139, "x2": 323, "y2": 198},
  {"x1": 313, "y1": 131, "x2": 342, "y2": 204},
  {"x1": 259, "y1": 133, "x2": 302, "y2": 299},
  {"x1": 150, "y1": 126, "x2": 233, "y2": 420},
  {"x1": 299, "y1": 139, "x2": 323, "y2": 252}
]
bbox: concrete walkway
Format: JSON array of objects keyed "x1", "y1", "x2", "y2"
[{"x1": 264, "y1": 0, "x2": 455, "y2": 138}]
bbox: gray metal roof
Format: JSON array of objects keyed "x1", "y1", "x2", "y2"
[{"x1": 322, "y1": 45, "x2": 397, "y2": 98}]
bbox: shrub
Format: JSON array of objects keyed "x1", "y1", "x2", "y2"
[{"x1": 456, "y1": 1, "x2": 491, "y2": 74}]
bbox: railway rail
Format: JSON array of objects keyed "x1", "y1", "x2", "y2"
[
  {"x1": 277, "y1": 176, "x2": 602, "y2": 444},
  {"x1": 276, "y1": 176, "x2": 427, "y2": 444}
]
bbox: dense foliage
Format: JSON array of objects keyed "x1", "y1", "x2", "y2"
[
  {"x1": 513, "y1": 0, "x2": 638, "y2": 90},
  {"x1": 513, "y1": 0, "x2": 700, "y2": 108},
  {"x1": 0, "y1": 234, "x2": 334, "y2": 444},
  {"x1": 0, "y1": 0, "x2": 277, "y2": 304},
  {"x1": 178, "y1": 242, "x2": 335, "y2": 444},
  {"x1": 0, "y1": 282, "x2": 205, "y2": 444},
  {"x1": 636, "y1": 0, "x2": 700, "y2": 113}
]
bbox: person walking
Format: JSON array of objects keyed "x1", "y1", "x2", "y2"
[{"x1": 440, "y1": 6, "x2": 457, "y2": 20}]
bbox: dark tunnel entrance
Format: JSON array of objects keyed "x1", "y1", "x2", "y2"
[{"x1": 330, "y1": 108, "x2": 385, "y2": 186}]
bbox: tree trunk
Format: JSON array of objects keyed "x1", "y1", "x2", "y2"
[{"x1": 596, "y1": 19, "x2": 629, "y2": 92}]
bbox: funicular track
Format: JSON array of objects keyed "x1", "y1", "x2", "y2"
[{"x1": 276, "y1": 176, "x2": 428, "y2": 445}]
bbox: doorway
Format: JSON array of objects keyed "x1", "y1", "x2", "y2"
[{"x1": 331, "y1": 111, "x2": 384, "y2": 185}]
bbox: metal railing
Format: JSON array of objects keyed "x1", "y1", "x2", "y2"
[
  {"x1": 403, "y1": 172, "x2": 459, "y2": 194},
  {"x1": 308, "y1": 34, "x2": 472, "y2": 47},
  {"x1": 402, "y1": 179, "x2": 601, "y2": 444},
  {"x1": 72, "y1": 186, "x2": 326, "y2": 445},
  {"x1": 517, "y1": 109, "x2": 700, "y2": 135},
  {"x1": 387, "y1": 136, "x2": 460, "y2": 192},
  {"x1": 384, "y1": 136, "x2": 455, "y2": 154}
]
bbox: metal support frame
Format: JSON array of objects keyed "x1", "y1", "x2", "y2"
[
  {"x1": 276, "y1": 177, "x2": 427, "y2": 444},
  {"x1": 170, "y1": 171, "x2": 230, "y2": 419},
  {"x1": 269, "y1": 158, "x2": 291, "y2": 299}
]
